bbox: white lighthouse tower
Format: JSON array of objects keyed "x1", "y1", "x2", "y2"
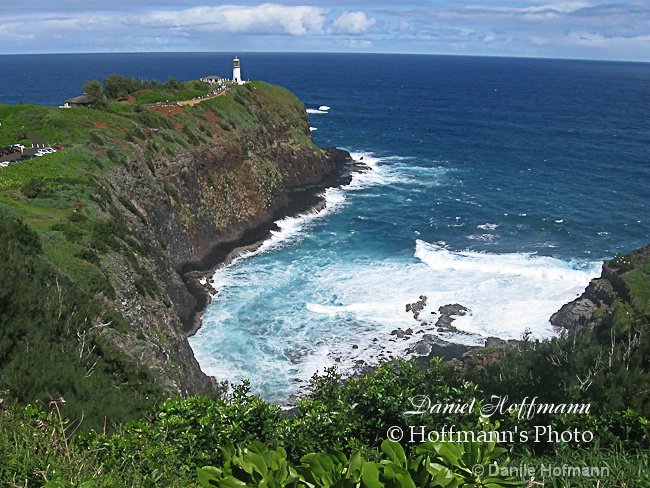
[{"x1": 232, "y1": 56, "x2": 242, "y2": 85}]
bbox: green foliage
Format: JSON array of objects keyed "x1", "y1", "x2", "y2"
[
  {"x1": 1, "y1": 77, "x2": 648, "y2": 488},
  {"x1": 21, "y1": 177, "x2": 47, "y2": 198},
  {"x1": 610, "y1": 252, "x2": 635, "y2": 273},
  {"x1": 197, "y1": 442, "x2": 300, "y2": 487},
  {"x1": 15, "y1": 125, "x2": 28, "y2": 140},
  {"x1": 197, "y1": 438, "x2": 523, "y2": 488},
  {"x1": 466, "y1": 310, "x2": 650, "y2": 430},
  {"x1": 82, "y1": 80, "x2": 108, "y2": 110},
  {"x1": 0, "y1": 211, "x2": 165, "y2": 431},
  {"x1": 286, "y1": 359, "x2": 478, "y2": 460}
]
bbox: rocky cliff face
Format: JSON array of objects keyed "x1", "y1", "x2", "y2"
[
  {"x1": 94, "y1": 82, "x2": 351, "y2": 396},
  {"x1": 550, "y1": 245, "x2": 650, "y2": 332}
]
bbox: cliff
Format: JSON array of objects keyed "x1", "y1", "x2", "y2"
[
  {"x1": 101, "y1": 82, "x2": 351, "y2": 396},
  {"x1": 550, "y1": 245, "x2": 650, "y2": 331},
  {"x1": 0, "y1": 81, "x2": 350, "y2": 426}
]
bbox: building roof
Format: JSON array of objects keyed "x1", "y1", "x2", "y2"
[{"x1": 64, "y1": 94, "x2": 90, "y2": 105}]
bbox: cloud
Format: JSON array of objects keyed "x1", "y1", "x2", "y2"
[
  {"x1": 0, "y1": 25, "x2": 34, "y2": 42},
  {"x1": 145, "y1": 4, "x2": 330, "y2": 36},
  {"x1": 2, "y1": 3, "x2": 381, "y2": 53},
  {"x1": 398, "y1": 20, "x2": 411, "y2": 33},
  {"x1": 2, "y1": 1, "x2": 650, "y2": 60},
  {"x1": 344, "y1": 39, "x2": 373, "y2": 49},
  {"x1": 383, "y1": 1, "x2": 650, "y2": 59},
  {"x1": 331, "y1": 11, "x2": 376, "y2": 35}
]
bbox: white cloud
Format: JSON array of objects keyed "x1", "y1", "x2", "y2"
[
  {"x1": 2, "y1": 1, "x2": 650, "y2": 60},
  {"x1": 331, "y1": 11, "x2": 376, "y2": 35},
  {"x1": 345, "y1": 39, "x2": 373, "y2": 49},
  {"x1": 384, "y1": 1, "x2": 650, "y2": 60},
  {"x1": 146, "y1": 4, "x2": 330, "y2": 36},
  {"x1": 0, "y1": 26, "x2": 34, "y2": 42}
]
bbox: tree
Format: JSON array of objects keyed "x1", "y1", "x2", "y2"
[
  {"x1": 15, "y1": 126, "x2": 28, "y2": 140},
  {"x1": 164, "y1": 76, "x2": 181, "y2": 90},
  {"x1": 82, "y1": 79, "x2": 108, "y2": 110}
]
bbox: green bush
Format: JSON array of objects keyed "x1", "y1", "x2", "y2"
[
  {"x1": 21, "y1": 177, "x2": 46, "y2": 198},
  {"x1": 197, "y1": 437, "x2": 523, "y2": 488}
]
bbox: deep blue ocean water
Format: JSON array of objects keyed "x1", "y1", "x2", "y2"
[{"x1": 2, "y1": 53, "x2": 649, "y2": 401}]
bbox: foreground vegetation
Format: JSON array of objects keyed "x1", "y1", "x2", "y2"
[
  {"x1": 2, "y1": 318, "x2": 649, "y2": 487},
  {"x1": 1, "y1": 76, "x2": 649, "y2": 486}
]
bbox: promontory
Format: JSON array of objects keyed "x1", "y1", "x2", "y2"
[{"x1": 0, "y1": 80, "x2": 350, "y2": 429}]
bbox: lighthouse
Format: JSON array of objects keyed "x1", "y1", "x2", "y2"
[{"x1": 232, "y1": 56, "x2": 242, "y2": 85}]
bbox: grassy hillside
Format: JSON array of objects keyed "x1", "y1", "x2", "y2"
[{"x1": 0, "y1": 80, "x2": 327, "y2": 431}]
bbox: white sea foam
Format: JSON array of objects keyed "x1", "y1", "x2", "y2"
[
  {"x1": 225, "y1": 189, "x2": 347, "y2": 267},
  {"x1": 347, "y1": 151, "x2": 443, "y2": 190},
  {"x1": 192, "y1": 234, "x2": 600, "y2": 401},
  {"x1": 477, "y1": 223, "x2": 498, "y2": 230},
  {"x1": 190, "y1": 151, "x2": 602, "y2": 403},
  {"x1": 306, "y1": 109, "x2": 328, "y2": 114},
  {"x1": 413, "y1": 240, "x2": 600, "y2": 338},
  {"x1": 468, "y1": 233, "x2": 496, "y2": 242}
]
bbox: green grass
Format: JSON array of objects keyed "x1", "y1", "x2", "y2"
[
  {"x1": 511, "y1": 440, "x2": 650, "y2": 487},
  {"x1": 0, "y1": 104, "x2": 131, "y2": 148},
  {"x1": 623, "y1": 263, "x2": 650, "y2": 314}
]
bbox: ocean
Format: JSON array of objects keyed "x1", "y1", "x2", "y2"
[{"x1": 2, "y1": 52, "x2": 649, "y2": 401}]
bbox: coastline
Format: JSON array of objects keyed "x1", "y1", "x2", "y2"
[{"x1": 183, "y1": 147, "x2": 356, "y2": 337}]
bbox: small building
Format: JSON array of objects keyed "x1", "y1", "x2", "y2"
[
  {"x1": 61, "y1": 94, "x2": 90, "y2": 108},
  {"x1": 200, "y1": 75, "x2": 223, "y2": 85}
]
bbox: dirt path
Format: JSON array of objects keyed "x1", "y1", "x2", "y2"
[{"x1": 176, "y1": 87, "x2": 230, "y2": 107}]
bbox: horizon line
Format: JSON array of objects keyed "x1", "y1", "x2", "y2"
[{"x1": 0, "y1": 50, "x2": 648, "y2": 65}]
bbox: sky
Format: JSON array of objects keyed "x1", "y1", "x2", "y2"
[{"x1": 1, "y1": 1, "x2": 649, "y2": 61}]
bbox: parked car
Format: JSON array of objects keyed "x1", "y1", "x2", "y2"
[
  {"x1": 0, "y1": 148, "x2": 10, "y2": 156},
  {"x1": 52, "y1": 145, "x2": 65, "y2": 151}
]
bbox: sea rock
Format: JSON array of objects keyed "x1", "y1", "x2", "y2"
[
  {"x1": 550, "y1": 278, "x2": 617, "y2": 331},
  {"x1": 484, "y1": 337, "x2": 507, "y2": 348},
  {"x1": 435, "y1": 304, "x2": 471, "y2": 332},
  {"x1": 406, "y1": 295, "x2": 427, "y2": 320}
]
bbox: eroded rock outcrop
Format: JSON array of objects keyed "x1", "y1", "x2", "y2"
[
  {"x1": 550, "y1": 245, "x2": 650, "y2": 332},
  {"x1": 92, "y1": 82, "x2": 351, "y2": 396}
]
